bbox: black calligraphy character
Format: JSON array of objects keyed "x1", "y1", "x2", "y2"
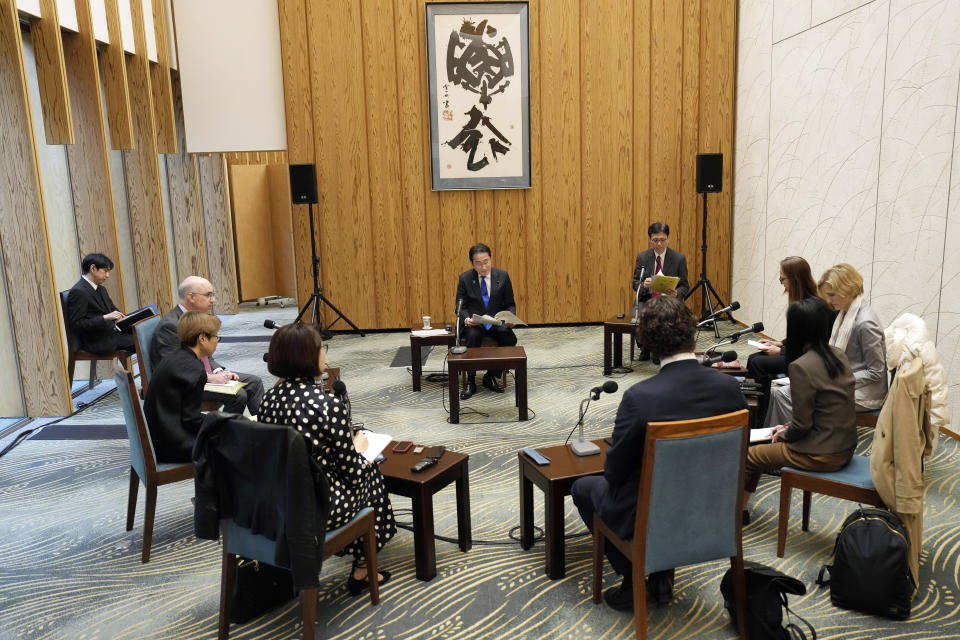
[
  {"x1": 446, "y1": 105, "x2": 512, "y2": 171},
  {"x1": 446, "y1": 19, "x2": 515, "y2": 109}
]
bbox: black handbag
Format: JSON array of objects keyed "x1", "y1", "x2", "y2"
[
  {"x1": 230, "y1": 557, "x2": 296, "y2": 624},
  {"x1": 720, "y1": 561, "x2": 816, "y2": 640}
]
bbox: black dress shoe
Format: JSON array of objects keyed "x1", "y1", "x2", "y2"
[
  {"x1": 460, "y1": 380, "x2": 477, "y2": 400},
  {"x1": 648, "y1": 571, "x2": 674, "y2": 604},
  {"x1": 638, "y1": 349, "x2": 651, "y2": 362},
  {"x1": 346, "y1": 568, "x2": 391, "y2": 597},
  {"x1": 741, "y1": 509, "x2": 751, "y2": 526},
  {"x1": 482, "y1": 374, "x2": 504, "y2": 393},
  {"x1": 603, "y1": 583, "x2": 634, "y2": 611}
]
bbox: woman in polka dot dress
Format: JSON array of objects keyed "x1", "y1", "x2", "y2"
[{"x1": 260, "y1": 322, "x2": 395, "y2": 596}]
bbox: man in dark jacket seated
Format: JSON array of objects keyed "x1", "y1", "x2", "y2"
[
  {"x1": 66, "y1": 253, "x2": 135, "y2": 353},
  {"x1": 571, "y1": 297, "x2": 747, "y2": 610},
  {"x1": 144, "y1": 311, "x2": 222, "y2": 463}
]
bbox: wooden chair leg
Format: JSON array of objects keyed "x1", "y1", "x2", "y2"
[
  {"x1": 363, "y1": 516, "x2": 380, "y2": 605},
  {"x1": 730, "y1": 556, "x2": 749, "y2": 640},
  {"x1": 301, "y1": 588, "x2": 317, "y2": 640},
  {"x1": 634, "y1": 563, "x2": 647, "y2": 640},
  {"x1": 801, "y1": 490, "x2": 812, "y2": 531},
  {"x1": 67, "y1": 356, "x2": 76, "y2": 384},
  {"x1": 126, "y1": 469, "x2": 139, "y2": 531},
  {"x1": 88, "y1": 360, "x2": 97, "y2": 390},
  {"x1": 218, "y1": 552, "x2": 235, "y2": 640},
  {"x1": 142, "y1": 485, "x2": 157, "y2": 563},
  {"x1": 591, "y1": 524, "x2": 604, "y2": 603},
  {"x1": 777, "y1": 481, "x2": 791, "y2": 558}
]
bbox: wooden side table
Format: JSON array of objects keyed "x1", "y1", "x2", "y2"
[
  {"x1": 379, "y1": 442, "x2": 471, "y2": 581},
  {"x1": 447, "y1": 346, "x2": 528, "y2": 424},
  {"x1": 518, "y1": 440, "x2": 610, "y2": 579},
  {"x1": 409, "y1": 328, "x2": 456, "y2": 391},
  {"x1": 603, "y1": 315, "x2": 638, "y2": 375}
]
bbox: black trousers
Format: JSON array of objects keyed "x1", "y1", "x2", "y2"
[
  {"x1": 746, "y1": 352, "x2": 786, "y2": 421},
  {"x1": 462, "y1": 324, "x2": 517, "y2": 379}
]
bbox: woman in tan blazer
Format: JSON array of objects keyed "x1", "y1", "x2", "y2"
[{"x1": 744, "y1": 298, "x2": 857, "y2": 508}]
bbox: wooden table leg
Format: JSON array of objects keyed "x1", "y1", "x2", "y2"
[
  {"x1": 411, "y1": 337, "x2": 423, "y2": 392},
  {"x1": 613, "y1": 332, "x2": 623, "y2": 368},
  {"x1": 519, "y1": 463, "x2": 534, "y2": 550},
  {"x1": 456, "y1": 462, "x2": 472, "y2": 552},
  {"x1": 516, "y1": 361, "x2": 528, "y2": 421},
  {"x1": 544, "y1": 482, "x2": 566, "y2": 579},
  {"x1": 448, "y1": 363, "x2": 460, "y2": 424},
  {"x1": 603, "y1": 325, "x2": 613, "y2": 376},
  {"x1": 411, "y1": 486, "x2": 437, "y2": 581}
]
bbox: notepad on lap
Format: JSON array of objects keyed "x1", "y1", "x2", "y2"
[{"x1": 204, "y1": 380, "x2": 247, "y2": 395}]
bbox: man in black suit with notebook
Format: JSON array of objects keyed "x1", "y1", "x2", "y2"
[
  {"x1": 631, "y1": 222, "x2": 690, "y2": 360},
  {"x1": 66, "y1": 253, "x2": 135, "y2": 353},
  {"x1": 455, "y1": 243, "x2": 518, "y2": 399},
  {"x1": 571, "y1": 297, "x2": 746, "y2": 610}
]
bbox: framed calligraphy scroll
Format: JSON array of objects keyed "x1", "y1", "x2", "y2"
[{"x1": 426, "y1": 2, "x2": 531, "y2": 190}]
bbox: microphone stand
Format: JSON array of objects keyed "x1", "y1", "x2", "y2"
[
  {"x1": 570, "y1": 396, "x2": 601, "y2": 457},
  {"x1": 451, "y1": 299, "x2": 466, "y2": 354}
]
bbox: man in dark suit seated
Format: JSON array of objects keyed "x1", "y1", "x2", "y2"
[
  {"x1": 66, "y1": 253, "x2": 135, "y2": 353},
  {"x1": 631, "y1": 222, "x2": 690, "y2": 360},
  {"x1": 571, "y1": 297, "x2": 746, "y2": 610},
  {"x1": 150, "y1": 276, "x2": 264, "y2": 416},
  {"x1": 455, "y1": 243, "x2": 518, "y2": 400},
  {"x1": 143, "y1": 311, "x2": 220, "y2": 463}
]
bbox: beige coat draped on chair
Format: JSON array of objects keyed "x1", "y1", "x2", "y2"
[{"x1": 870, "y1": 314, "x2": 947, "y2": 585}]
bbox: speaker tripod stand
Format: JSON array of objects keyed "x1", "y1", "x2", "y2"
[
  {"x1": 684, "y1": 191, "x2": 733, "y2": 338},
  {"x1": 295, "y1": 202, "x2": 364, "y2": 340}
]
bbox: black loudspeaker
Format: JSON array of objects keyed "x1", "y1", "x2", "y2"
[
  {"x1": 696, "y1": 153, "x2": 723, "y2": 193},
  {"x1": 289, "y1": 163, "x2": 318, "y2": 204}
]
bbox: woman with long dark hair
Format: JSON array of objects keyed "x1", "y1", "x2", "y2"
[
  {"x1": 747, "y1": 256, "x2": 820, "y2": 416},
  {"x1": 258, "y1": 322, "x2": 395, "y2": 596},
  {"x1": 744, "y1": 297, "x2": 857, "y2": 503}
]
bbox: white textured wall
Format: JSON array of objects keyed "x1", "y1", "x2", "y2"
[{"x1": 733, "y1": 0, "x2": 960, "y2": 434}]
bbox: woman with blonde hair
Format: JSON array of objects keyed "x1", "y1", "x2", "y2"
[{"x1": 818, "y1": 263, "x2": 887, "y2": 412}]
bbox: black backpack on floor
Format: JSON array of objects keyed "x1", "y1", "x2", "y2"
[
  {"x1": 817, "y1": 507, "x2": 915, "y2": 619},
  {"x1": 720, "y1": 561, "x2": 815, "y2": 640}
]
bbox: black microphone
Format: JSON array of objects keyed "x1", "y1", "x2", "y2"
[
  {"x1": 699, "y1": 350, "x2": 738, "y2": 366},
  {"x1": 264, "y1": 319, "x2": 280, "y2": 330},
  {"x1": 589, "y1": 380, "x2": 619, "y2": 400},
  {"x1": 697, "y1": 301, "x2": 740, "y2": 327},
  {"x1": 721, "y1": 322, "x2": 764, "y2": 343},
  {"x1": 331, "y1": 379, "x2": 351, "y2": 419},
  {"x1": 451, "y1": 298, "x2": 466, "y2": 354}
]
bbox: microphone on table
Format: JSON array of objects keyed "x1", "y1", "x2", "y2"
[
  {"x1": 697, "y1": 301, "x2": 740, "y2": 327},
  {"x1": 721, "y1": 322, "x2": 764, "y2": 343},
  {"x1": 451, "y1": 298, "x2": 467, "y2": 354},
  {"x1": 331, "y1": 379, "x2": 351, "y2": 421},
  {"x1": 570, "y1": 381, "x2": 619, "y2": 457},
  {"x1": 699, "y1": 350, "x2": 738, "y2": 366},
  {"x1": 264, "y1": 319, "x2": 282, "y2": 330}
]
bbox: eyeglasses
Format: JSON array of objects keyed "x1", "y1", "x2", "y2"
[
  {"x1": 649, "y1": 237, "x2": 668, "y2": 244},
  {"x1": 321, "y1": 343, "x2": 329, "y2": 354},
  {"x1": 191, "y1": 290, "x2": 216, "y2": 298},
  {"x1": 472, "y1": 258, "x2": 491, "y2": 267},
  {"x1": 778, "y1": 276, "x2": 787, "y2": 283},
  {"x1": 205, "y1": 333, "x2": 219, "y2": 340}
]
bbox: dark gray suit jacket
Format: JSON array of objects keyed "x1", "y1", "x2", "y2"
[
  {"x1": 781, "y1": 346, "x2": 857, "y2": 455},
  {"x1": 151, "y1": 306, "x2": 222, "y2": 371},
  {"x1": 456, "y1": 267, "x2": 516, "y2": 324},
  {"x1": 631, "y1": 247, "x2": 690, "y2": 300},
  {"x1": 66, "y1": 277, "x2": 123, "y2": 353}
]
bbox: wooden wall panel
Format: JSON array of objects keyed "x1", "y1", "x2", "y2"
[
  {"x1": 266, "y1": 163, "x2": 296, "y2": 299},
  {"x1": 64, "y1": 0, "x2": 128, "y2": 310},
  {"x1": 198, "y1": 153, "x2": 239, "y2": 313},
  {"x1": 165, "y1": 76, "x2": 206, "y2": 283},
  {"x1": 539, "y1": 0, "x2": 581, "y2": 323},
  {"x1": 308, "y1": 0, "x2": 376, "y2": 328},
  {"x1": 699, "y1": 0, "x2": 737, "y2": 308},
  {"x1": 229, "y1": 164, "x2": 275, "y2": 300},
  {"x1": 0, "y1": 0, "x2": 71, "y2": 415},
  {"x1": 122, "y1": 0, "x2": 174, "y2": 312},
  {"x1": 580, "y1": 0, "x2": 634, "y2": 317},
  {"x1": 275, "y1": 0, "x2": 738, "y2": 328},
  {"x1": 360, "y1": 0, "x2": 407, "y2": 326},
  {"x1": 101, "y1": 0, "x2": 134, "y2": 149},
  {"x1": 149, "y1": 0, "x2": 176, "y2": 152},
  {"x1": 29, "y1": 0, "x2": 74, "y2": 144}
]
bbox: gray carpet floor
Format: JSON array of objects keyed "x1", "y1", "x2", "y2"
[{"x1": 1, "y1": 305, "x2": 958, "y2": 639}]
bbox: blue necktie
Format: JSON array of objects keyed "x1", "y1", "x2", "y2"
[{"x1": 480, "y1": 277, "x2": 491, "y2": 329}]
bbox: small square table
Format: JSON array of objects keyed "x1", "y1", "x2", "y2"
[
  {"x1": 409, "y1": 327, "x2": 456, "y2": 391},
  {"x1": 603, "y1": 315, "x2": 639, "y2": 375},
  {"x1": 447, "y1": 346, "x2": 528, "y2": 424},
  {"x1": 518, "y1": 439, "x2": 610, "y2": 579},
  {"x1": 379, "y1": 442, "x2": 471, "y2": 581}
]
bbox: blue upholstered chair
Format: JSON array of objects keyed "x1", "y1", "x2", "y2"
[
  {"x1": 776, "y1": 454, "x2": 884, "y2": 557},
  {"x1": 218, "y1": 507, "x2": 378, "y2": 640},
  {"x1": 591, "y1": 409, "x2": 750, "y2": 640},
  {"x1": 114, "y1": 362, "x2": 193, "y2": 563},
  {"x1": 132, "y1": 313, "x2": 162, "y2": 395}
]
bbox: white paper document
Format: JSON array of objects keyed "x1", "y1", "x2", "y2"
[
  {"x1": 360, "y1": 430, "x2": 392, "y2": 463},
  {"x1": 411, "y1": 328, "x2": 451, "y2": 337},
  {"x1": 750, "y1": 427, "x2": 775, "y2": 443},
  {"x1": 748, "y1": 339, "x2": 771, "y2": 350}
]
